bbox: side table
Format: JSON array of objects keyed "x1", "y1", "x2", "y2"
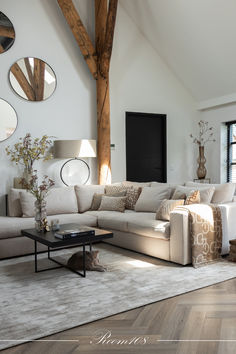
[
  {"x1": 193, "y1": 178, "x2": 211, "y2": 183},
  {"x1": 229, "y1": 239, "x2": 236, "y2": 262}
]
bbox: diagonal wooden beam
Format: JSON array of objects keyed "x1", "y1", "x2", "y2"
[
  {"x1": 10, "y1": 63, "x2": 36, "y2": 101},
  {"x1": 24, "y1": 58, "x2": 35, "y2": 90},
  {"x1": 95, "y1": 0, "x2": 107, "y2": 55},
  {"x1": 34, "y1": 58, "x2": 45, "y2": 101},
  {"x1": 100, "y1": 0, "x2": 118, "y2": 77},
  {"x1": 57, "y1": 0, "x2": 98, "y2": 79},
  {"x1": 0, "y1": 25, "x2": 15, "y2": 38}
]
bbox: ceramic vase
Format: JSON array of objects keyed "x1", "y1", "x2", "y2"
[
  {"x1": 197, "y1": 145, "x2": 207, "y2": 179},
  {"x1": 35, "y1": 199, "x2": 47, "y2": 232}
]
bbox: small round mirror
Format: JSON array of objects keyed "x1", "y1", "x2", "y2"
[
  {"x1": 9, "y1": 57, "x2": 57, "y2": 101},
  {"x1": 0, "y1": 99, "x2": 17, "y2": 141},
  {"x1": 0, "y1": 12, "x2": 15, "y2": 54}
]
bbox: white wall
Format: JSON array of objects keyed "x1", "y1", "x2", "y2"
[
  {"x1": 200, "y1": 104, "x2": 236, "y2": 183},
  {"x1": 0, "y1": 0, "x2": 199, "y2": 215},
  {"x1": 110, "y1": 5, "x2": 199, "y2": 183},
  {"x1": 0, "y1": 0, "x2": 97, "y2": 215}
]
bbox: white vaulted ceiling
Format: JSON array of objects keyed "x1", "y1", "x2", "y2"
[{"x1": 121, "y1": 0, "x2": 236, "y2": 107}]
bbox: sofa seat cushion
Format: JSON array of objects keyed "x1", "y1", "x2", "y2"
[
  {"x1": 84, "y1": 210, "x2": 155, "y2": 233},
  {"x1": 127, "y1": 219, "x2": 170, "y2": 240},
  {"x1": 96, "y1": 211, "x2": 131, "y2": 232},
  {"x1": 0, "y1": 213, "x2": 97, "y2": 240}
]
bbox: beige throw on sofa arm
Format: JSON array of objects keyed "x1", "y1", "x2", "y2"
[{"x1": 174, "y1": 204, "x2": 222, "y2": 268}]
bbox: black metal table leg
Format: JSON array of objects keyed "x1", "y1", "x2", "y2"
[
  {"x1": 83, "y1": 244, "x2": 86, "y2": 277},
  {"x1": 34, "y1": 240, "x2": 37, "y2": 273},
  {"x1": 33, "y1": 242, "x2": 87, "y2": 277}
]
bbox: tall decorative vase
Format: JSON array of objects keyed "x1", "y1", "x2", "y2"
[
  {"x1": 197, "y1": 145, "x2": 207, "y2": 179},
  {"x1": 35, "y1": 199, "x2": 47, "y2": 232},
  {"x1": 23, "y1": 167, "x2": 33, "y2": 184}
]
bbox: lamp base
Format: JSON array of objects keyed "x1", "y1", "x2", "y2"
[{"x1": 60, "y1": 158, "x2": 90, "y2": 186}]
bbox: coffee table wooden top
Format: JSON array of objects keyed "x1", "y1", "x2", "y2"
[{"x1": 21, "y1": 223, "x2": 113, "y2": 248}]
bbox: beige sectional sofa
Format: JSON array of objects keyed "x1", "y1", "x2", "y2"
[{"x1": 0, "y1": 181, "x2": 236, "y2": 265}]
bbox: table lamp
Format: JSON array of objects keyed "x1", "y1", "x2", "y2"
[{"x1": 54, "y1": 139, "x2": 96, "y2": 186}]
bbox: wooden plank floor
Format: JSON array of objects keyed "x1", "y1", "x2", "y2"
[{"x1": 1, "y1": 278, "x2": 236, "y2": 354}]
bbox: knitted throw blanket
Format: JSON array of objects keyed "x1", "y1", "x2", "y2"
[{"x1": 177, "y1": 204, "x2": 222, "y2": 268}]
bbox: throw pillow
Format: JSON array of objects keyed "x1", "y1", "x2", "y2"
[
  {"x1": 156, "y1": 199, "x2": 185, "y2": 221},
  {"x1": 185, "y1": 190, "x2": 201, "y2": 205},
  {"x1": 90, "y1": 191, "x2": 127, "y2": 210},
  {"x1": 98, "y1": 196, "x2": 127, "y2": 212},
  {"x1": 125, "y1": 187, "x2": 142, "y2": 210},
  {"x1": 8, "y1": 188, "x2": 23, "y2": 217},
  {"x1": 135, "y1": 186, "x2": 172, "y2": 212},
  {"x1": 105, "y1": 185, "x2": 127, "y2": 195},
  {"x1": 172, "y1": 185, "x2": 215, "y2": 203},
  {"x1": 74, "y1": 185, "x2": 105, "y2": 212},
  {"x1": 185, "y1": 181, "x2": 235, "y2": 203}
]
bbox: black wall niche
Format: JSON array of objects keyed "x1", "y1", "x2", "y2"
[{"x1": 126, "y1": 112, "x2": 167, "y2": 182}]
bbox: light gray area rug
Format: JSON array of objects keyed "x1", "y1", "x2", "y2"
[{"x1": 1, "y1": 243, "x2": 236, "y2": 350}]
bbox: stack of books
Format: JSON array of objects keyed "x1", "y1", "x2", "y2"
[{"x1": 54, "y1": 227, "x2": 95, "y2": 240}]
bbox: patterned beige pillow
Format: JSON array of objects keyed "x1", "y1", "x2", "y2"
[
  {"x1": 172, "y1": 185, "x2": 214, "y2": 203},
  {"x1": 90, "y1": 191, "x2": 126, "y2": 210},
  {"x1": 156, "y1": 199, "x2": 185, "y2": 221},
  {"x1": 105, "y1": 185, "x2": 127, "y2": 195},
  {"x1": 185, "y1": 190, "x2": 201, "y2": 205},
  {"x1": 98, "y1": 196, "x2": 127, "y2": 212},
  {"x1": 125, "y1": 187, "x2": 142, "y2": 210}
]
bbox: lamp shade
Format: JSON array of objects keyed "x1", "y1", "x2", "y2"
[{"x1": 54, "y1": 140, "x2": 97, "y2": 158}]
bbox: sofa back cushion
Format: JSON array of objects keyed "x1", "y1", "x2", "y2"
[
  {"x1": 172, "y1": 185, "x2": 215, "y2": 203},
  {"x1": 122, "y1": 181, "x2": 151, "y2": 187},
  {"x1": 75, "y1": 184, "x2": 105, "y2": 213},
  {"x1": 185, "y1": 181, "x2": 235, "y2": 203},
  {"x1": 150, "y1": 182, "x2": 182, "y2": 197},
  {"x1": 135, "y1": 186, "x2": 172, "y2": 212},
  {"x1": 20, "y1": 186, "x2": 78, "y2": 217},
  {"x1": 8, "y1": 188, "x2": 23, "y2": 217}
]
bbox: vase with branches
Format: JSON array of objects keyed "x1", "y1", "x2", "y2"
[
  {"x1": 6, "y1": 133, "x2": 53, "y2": 184},
  {"x1": 190, "y1": 120, "x2": 216, "y2": 179},
  {"x1": 21, "y1": 172, "x2": 55, "y2": 232}
]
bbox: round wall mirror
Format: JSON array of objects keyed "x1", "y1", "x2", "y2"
[
  {"x1": 0, "y1": 12, "x2": 15, "y2": 54},
  {"x1": 0, "y1": 99, "x2": 17, "y2": 141},
  {"x1": 9, "y1": 57, "x2": 57, "y2": 101}
]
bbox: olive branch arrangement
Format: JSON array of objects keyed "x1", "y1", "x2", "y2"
[
  {"x1": 5, "y1": 133, "x2": 53, "y2": 172},
  {"x1": 190, "y1": 120, "x2": 216, "y2": 146},
  {"x1": 20, "y1": 172, "x2": 55, "y2": 202}
]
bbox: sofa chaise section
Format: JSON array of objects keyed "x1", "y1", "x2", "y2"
[{"x1": 0, "y1": 213, "x2": 97, "y2": 259}]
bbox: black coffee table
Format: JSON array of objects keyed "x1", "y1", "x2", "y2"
[{"x1": 21, "y1": 223, "x2": 113, "y2": 277}]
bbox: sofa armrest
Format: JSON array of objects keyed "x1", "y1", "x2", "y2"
[
  {"x1": 169, "y1": 208, "x2": 191, "y2": 265},
  {"x1": 218, "y1": 201, "x2": 236, "y2": 254}
]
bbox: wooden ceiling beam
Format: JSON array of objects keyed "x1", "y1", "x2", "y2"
[
  {"x1": 100, "y1": 0, "x2": 118, "y2": 77},
  {"x1": 34, "y1": 58, "x2": 45, "y2": 101},
  {"x1": 11, "y1": 63, "x2": 36, "y2": 101},
  {"x1": 57, "y1": 0, "x2": 98, "y2": 79},
  {"x1": 58, "y1": 0, "x2": 118, "y2": 184},
  {"x1": 24, "y1": 58, "x2": 35, "y2": 91},
  {"x1": 0, "y1": 25, "x2": 15, "y2": 38}
]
